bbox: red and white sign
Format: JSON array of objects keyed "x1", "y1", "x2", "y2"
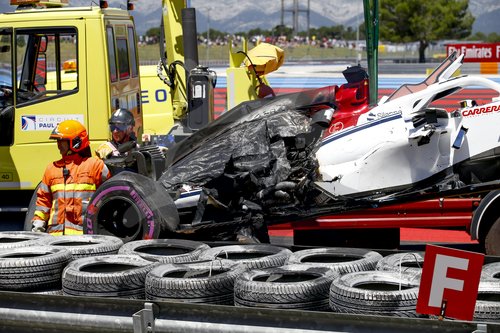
[
  {"x1": 416, "y1": 245, "x2": 484, "y2": 321},
  {"x1": 447, "y1": 43, "x2": 500, "y2": 62}
]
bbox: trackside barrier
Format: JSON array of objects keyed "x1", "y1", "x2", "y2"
[
  {"x1": 480, "y1": 63, "x2": 499, "y2": 74},
  {"x1": 0, "y1": 291, "x2": 497, "y2": 333}
]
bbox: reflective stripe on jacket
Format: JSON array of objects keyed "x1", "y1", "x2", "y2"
[{"x1": 32, "y1": 154, "x2": 111, "y2": 235}]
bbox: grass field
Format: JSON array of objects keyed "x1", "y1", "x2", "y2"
[{"x1": 138, "y1": 43, "x2": 445, "y2": 65}]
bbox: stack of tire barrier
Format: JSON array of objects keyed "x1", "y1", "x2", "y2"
[
  {"x1": 0, "y1": 232, "x2": 71, "y2": 293},
  {"x1": 62, "y1": 254, "x2": 157, "y2": 298},
  {"x1": 43, "y1": 234, "x2": 124, "y2": 259},
  {"x1": 477, "y1": 262, "x2": 500, "y2": 322},
  {"x1": 61, "y1": 238, "x2": 211, "y2": 299},
  {"x1": 145, "y1": 243, "x2": 291, "y2": 304},
  {"x1": 0, "y1": 231, "x2": 498, "y2": 321},
  {"x1": 118, "y1": 239, "x2": 210, "y2": 263}
]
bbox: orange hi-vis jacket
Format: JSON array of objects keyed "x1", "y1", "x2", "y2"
[{"x1": 32, "y1": 154, "x2": 111, "y2": 235}]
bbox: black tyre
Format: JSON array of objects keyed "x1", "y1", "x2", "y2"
[
  {"x1": 481, "y1": 262, "x2": 500, "y2": 283},
  {"x1": 145, "y1": 260, "x2": 244, "y2": 304},
  {"x1": 0, "y1": 246, "x2": 71, "y2": 291},
  {"x1": 473, "y1": 299, "x2": 500, "y2": 322},
  {"x1": 329, "y1": 270, "x2": 422, "y2": 317},
  {"x1": 119, "y1": 239, "x2": 210, "y2": 263},
  {"x1": 23, "y1": 182, "x2": 41, "y2": 231},
  {"x1": 485, "y1": 216, "x2": 500, "y2": 256},
  {"x1": 43, "y1": 235, "x2": 124, "y2": 259},
  {"x1": 375, "y1": 252, "x2": 424, "y2": 276},
  {"x1": 476, "y1": 274, "x2": 500, "y2": 322},
  {"x1": 286, "y1": 247, "x2": 383, "y2": 274},
  {"x1": 234, "y1": 265, "x2": 338, "y2": 311},
  {"x1": 62, "y1": 254, "x2": 157, "y2": 298},
  {"x1": 0, "y1": 231, "x2": 52, "y2": 249},
  {"x1": 198, "y1": 244, "x2": 292, "y2": 269},
  {"x1": 83, "y1": 171, "x2": 179, "y2": 243}
]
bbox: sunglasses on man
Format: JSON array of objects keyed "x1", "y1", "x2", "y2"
[{"x1": 109, "y1": 124, "x2": 129, "y2": 132}]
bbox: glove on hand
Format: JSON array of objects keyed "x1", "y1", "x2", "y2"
[
  {"x1": 32, "y1": 220, "x2": 46, "y2": 233},
  {"x1": 95, "y1": 143, "x2": 113, "y2": 159}
]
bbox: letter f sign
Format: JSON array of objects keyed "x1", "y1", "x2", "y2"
[{"x1": 416, "y1": 245, "x2": 484, "y2": 321}]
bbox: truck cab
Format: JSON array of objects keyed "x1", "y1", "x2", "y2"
[{"x1": 0, "y1": 1, "x2": 141, "y2": 212}]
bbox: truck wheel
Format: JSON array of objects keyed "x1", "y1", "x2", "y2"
[
  {"x1": 62, "y1": 254, "x2": 156, "y2": 298},
  {"x1": 485, "y1": 217, "x2": 500, "y2": 256},
  {"x1": 145, "y1": 261, "x2": 244, "y2": 304},
  {"x1": 286, "y1": 247, "x2": 382, "y2": 275},
  {"x1": 43, "y1": 235, "x2": 124, "y2": 259},
  {"x1": 84, "y1": 171, "x2": 179, "y2": 243},
  {"x1": 119, "y1": 239, "x2": 210, "y2": 263},
  {"x1": 234, "y1": 265, "x2": 338, "y2": 311},
  {"x1": 198, "y1": 244, "x2": 292, "y2": 269},
  {"x1": 329, "y1": 270, "x2": 422, "y2": 317}
]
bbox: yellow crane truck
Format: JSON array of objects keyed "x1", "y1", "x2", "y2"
[
  {"x1": 0, "y1": 0, "x2": 223, "y2": 216},
  {"x1": 0, "y1": 0, "x2": 143, "y2": 215}
]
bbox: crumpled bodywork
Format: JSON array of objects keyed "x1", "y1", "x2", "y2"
[{"x1": 160, "y1": 87, "x2": 336, "y2": 228}]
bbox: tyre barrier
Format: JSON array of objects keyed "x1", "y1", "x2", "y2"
[
  {"x1": 0, "y1": 231, "x2": 52, "y2": 249},
  {"x1": 329, "y1": 270, "x2": 422, "y2": 317},
  {"x1": 62, "y1": 254, "x2": 157, "y2": 299},
  {"x1": 119, "y1": 239, "x2": 210, "y2": 263},
  {"x1": 476, "y1": 262, "x2": 500, "y2": 322},
  {"x1": 234, "y1": 265, "x2": 339, "y2": 311},
  {"x1": 198, "y1": 244, "x2": 292, "y2": 269},
  {"x1": 0, "y1": 246, "x2": 71, "y2": 292},
  {"x1": 145, "y1": 260, "x2": 245, "y2": 305},
  {"x1": 286, "y1": 247, "x2": 382, "y2": 274},
  {"x1": 83, "y1": 171, "x2": 180, "y2": 243},
  {"x1": 375, "y1": 252, "x2": 424, "y2": 276},
  {"x1": 43, "y1": 235, "x2": 124, "y2": 259}
]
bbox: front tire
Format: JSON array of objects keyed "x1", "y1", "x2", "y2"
[
  {"x1": 84, "y1": 172, "x2": 179, "y2": 243},
  {"x1": 485, "y1": 216, "x2": 500, "y2": 256}
]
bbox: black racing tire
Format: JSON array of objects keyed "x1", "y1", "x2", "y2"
[
  {"x1": 480, "y1": 262, "x2": 500, "y2": 293},
  {"x1": 145, "y1": 260, "x2": 244, "y2": 304},
  {"x1": 23, "y1": 182, "x2": 41, "y2": 231},
  {"x1": 485, "y1": 216, "x2": 500, "y2": 256},
  {"x1": 375, "y1": 252, "x2": 424, "y2": 276},
  {"x1": 0, "y1": 231, "x2": 52, "y2": 249},
  {"x1": 118, "y1": 239, "x2": 210, "y2": 263},
  {"x1": 43, "y1": 235, "x2": 124, "y2": 259},
  {"x1": 198, "y1": 244, "x2": 292, "y2": 269},
  {"x1": 329, "y1": 270, "x2": 422, "y2": 317},
  {"x1": 83, "y1": 171, "x2": 179, "y2": 243},
  {"x1": 473, "y1": 300, "x2": 500, "y2": 322},
  {"x1": 286, "y1": 247, "x2": 383, "y2": 274},
  {"x1": 62, "y1": 254, "x2": 157, "y2": 299},
  {"x1": 234, "y1": 265, "x2": 338, "y2": 311},
  {"x1": 0, "y1": 246, "x2": 72, "y2": 291}
]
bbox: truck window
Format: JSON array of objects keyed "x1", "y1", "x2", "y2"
[
  {"x1": 15, "y1": 27, "x2": 78, "y2": 106},
  {"x1": 106, "y1": 27, "x2": 118, "y2": 83},
  {"x1": 0, "y1": 29, "x2": 13, "y2": 146},
  {"x1": 116, "y1": 37, "x2": 130, "y2": 80},
  {"x1": 127, "y1": 27, "x2": 138, "y2": 78}
]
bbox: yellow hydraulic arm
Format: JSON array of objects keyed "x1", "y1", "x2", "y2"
[{"x1": 160, "y1": 0, "x2": 188, "y2": 120}]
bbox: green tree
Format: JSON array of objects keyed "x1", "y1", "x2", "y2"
[
  {"x1": 380, "y1": 0, "x2": 474, "y2": 63},
  {"x1": 145, "y1": 27, "x2": 160, "y2": 39}
]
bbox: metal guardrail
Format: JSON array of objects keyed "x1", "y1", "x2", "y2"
[{"x1": 0, "y1": 291, "x2": 497, "y2": 333}]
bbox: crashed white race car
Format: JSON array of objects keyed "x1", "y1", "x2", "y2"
[{"x1": 84, "y1": 52, "x2": 500, "y2": 243}]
